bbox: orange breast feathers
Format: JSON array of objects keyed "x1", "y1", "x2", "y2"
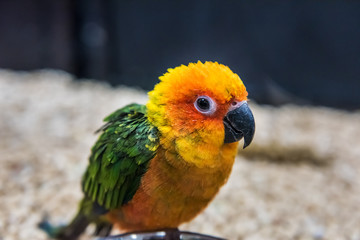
[{"x1": 108, "y1": 143, "x2": 238, "y2": 231}]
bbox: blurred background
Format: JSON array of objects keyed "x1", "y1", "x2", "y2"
[
  {"x1": 1, "y1": 0, "x2": 359, "y2": 108},
  {"x1": 1, "y1": 1, "x2": 360, "y2": 240}
]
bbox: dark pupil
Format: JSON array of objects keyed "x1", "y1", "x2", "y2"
[{"x1": 197, "y1": 98, "x2": 210, "y2": 110}]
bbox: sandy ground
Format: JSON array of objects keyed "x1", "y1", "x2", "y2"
[{"x1": 1, "y1": 69, "x2": 360, "y2": 240}]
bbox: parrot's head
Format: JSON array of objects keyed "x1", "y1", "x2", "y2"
[{"x1": 147, "y1": 61, "x2": 255, "y2": 167}]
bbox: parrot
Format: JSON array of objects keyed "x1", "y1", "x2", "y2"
[{"x1": 39, "y1": 61, "x2": 255, "y2": 239}]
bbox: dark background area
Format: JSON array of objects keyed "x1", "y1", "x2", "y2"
[{"x1": 0, "y1": 0, "x2": 359, "y2": 109}]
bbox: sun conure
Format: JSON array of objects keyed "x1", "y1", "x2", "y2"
[{"x1": 39, "y1": 61, "x2": 255, "y2": 239}]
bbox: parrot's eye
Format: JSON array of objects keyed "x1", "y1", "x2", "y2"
[{"x1": 194, "y1": 96, "x2": 216, "y2": 115}]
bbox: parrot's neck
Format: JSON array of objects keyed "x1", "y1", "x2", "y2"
[{"x1": 155, "y1": 138, "x2": 239, "y2": 197}]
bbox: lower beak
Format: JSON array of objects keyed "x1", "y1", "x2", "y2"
[{"x1": 223, "y1": 102, "x2": 255, "y2": 148}]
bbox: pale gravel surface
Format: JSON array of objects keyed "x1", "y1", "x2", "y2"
[{"x1": 1, "y1": 70, "x2": 360, "y2": 240}]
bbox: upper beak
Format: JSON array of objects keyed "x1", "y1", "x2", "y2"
[{"x1": 223, "y1": 102, "x2": 255, "y2": 148}]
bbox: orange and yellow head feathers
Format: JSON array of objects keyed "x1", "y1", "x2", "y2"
[
  {"x1": 147, "y1": 61, "x2": 248, "y2": 135},
  {"x1": 146, "y1": 61, "x2": 250, "y2": 168}
]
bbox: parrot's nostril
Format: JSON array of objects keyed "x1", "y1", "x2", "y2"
[{"x1": 224, "y1": 102, "x2": 255, "y2": 147}]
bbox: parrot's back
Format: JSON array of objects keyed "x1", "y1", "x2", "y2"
[
  {"x1": 82, "y1": 103, "x2": 159, "y2": 210},
  {"x1": 39, "y1": 104, "x2": 160, "y2": 239}
]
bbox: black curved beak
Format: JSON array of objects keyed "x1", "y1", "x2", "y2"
[{"x1": 223, "y1": 102, "x2": 255, "y2": 148}]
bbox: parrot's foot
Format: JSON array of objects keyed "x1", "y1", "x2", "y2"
[
  {"x1": 99, "y1": 228, "x2": 226, "y2": 240},
  {"x1": 94, "y1": 221, "x2": 113, "y2": 237},
  {"x1": 97, "y1": 228, "x2": 180, "y2": 240},
  {"x1": 163, "y1": 228, "x2": 180, "y2": 240}
]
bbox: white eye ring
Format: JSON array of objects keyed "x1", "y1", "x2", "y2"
[{"x1": 194, "y1": 96, "x2": 217, "y2": 115}]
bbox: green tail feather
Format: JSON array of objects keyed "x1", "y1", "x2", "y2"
[
  {"x1": 38, "y1": 213, "x2": 89, "y2": 240},
  {"x1": 38, "y1": 198, "x2": 112, "y2": 240},
  {"x1": 38, "y1": 219, "x2": 64, "y2": 238}
]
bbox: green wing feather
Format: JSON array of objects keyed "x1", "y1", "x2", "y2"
[{"x1": 82, "y1": 104, "x2": 159, "y2": 210}]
